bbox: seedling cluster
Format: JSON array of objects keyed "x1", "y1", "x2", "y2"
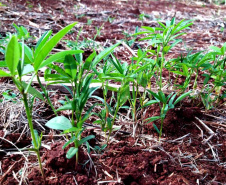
[{"x1": 0, "y1": 18, "x2": 225, "y2": 182}]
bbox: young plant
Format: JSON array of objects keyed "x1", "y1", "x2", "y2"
[
  {"x1": 134, "y1": 17, "x2": 193, "y2": 90},
  {"x1": 0, "y1": 35, "x2": 46, "y2": 182},
  {"x1": 45, "y1": 42, "x2": 120, "y2": 163},
  {"x1": 13, "y1": 23, "x2": 31, "y2": 40},
  {"x1": 0, "y1": 22, "x2": 84, "y2": 181},
  {"x1": 143, "y1": 90, "x2": 191, "y2": 140}
]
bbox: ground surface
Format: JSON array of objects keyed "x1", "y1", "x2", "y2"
[{"x1": 0, "y1": 0, "x2": 226, "y2": 184}]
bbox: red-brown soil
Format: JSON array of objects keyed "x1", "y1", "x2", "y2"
[{"x1": 0, "y1": 0, "x2": 226, "y2": 184}]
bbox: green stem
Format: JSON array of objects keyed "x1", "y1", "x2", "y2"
[
  {"x1": 159, "y1": 118, "x2": 164, "y2": 141},
  {"x1": 36, "y1": 150, "x2": 46, "y2": 183},
  {"x1": 159, "y1": 52, "x2": 165, "y2": 90},
  {"x1": 22, "y1": 92, "x2": 45, "y2": 181},
  {"x1": 107, "y1": 92, "x2": 121, "y2": 143},
  {"x1": 75, "y1": 140, "x2": 79, "y2": 166}
]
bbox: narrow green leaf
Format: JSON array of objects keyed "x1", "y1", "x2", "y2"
[
  {"x1": 153, "y1": 123, "x2": 160, "y2": 134},
  {"x1": 145, "y1": 116, "x2": 161, "y2": 124},
  {"x1": 21, "y1": 81, "x2": 44, "y2": 100},
  {"x1": 39, "y1": 50, "x2": 83, "y2": 69},
  {"x1": 83, "y1": 51, "x2": 96, "y2": 70},
  {"x1": 34, "y1": 22, "x2": 77, "y2": 70},
  {"x1": 62, "y1": 136, "x2": 76, "y2": 149},
  {"x1": 174, "y1": 91, "x2": 191, "y2": 105},
  {"x1": 78, "y1": 135, "x2": 95, "y2": 146},
  {"x1": 92, "y1": 42, "x2": 121, "y2": 68}
]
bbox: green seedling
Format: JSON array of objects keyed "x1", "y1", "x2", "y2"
[
  {"x1": 0, "y1": 23, "x2": 82, "y2": 182},
  {"x1": 168, "y1": 50, "x2": 213, "y2": 93},
  {"x1": 143, "y1": 90, "x2": 191, "y2": 140},
  {"x1": 45, "y1": 42, "x2": 120, "y2": 164},
  {"x1": 13, "y1": 23, "x2": 31, "y2": 40},
  {"x1": 0, "y1": 35, "x2": 46, "y2": 182},
  {"x1": 1, "y1": 90, "x2": 18, "y2": 103},
  {"x1": 134, "y1": 17, "x2": 193, "y2": 90}
]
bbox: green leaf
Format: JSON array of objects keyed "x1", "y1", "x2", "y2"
[
  {"x1": 83, "y1": 51, "x2": 96, "y2": 70},
  {"x1": 57, "y1": 103, "x2": 73, "y2": 111},
  {"x1": 5, "y1": 35, "x2": 20, "y2": 75},
  {"x1": 174, "y1": 91, "x2": 191, "y2": 105},
  {"x1": 153, "y1": 123, "x2": 160, "y2": 134},
  {"x1": 66, "y1": 147, "x2": 78, "y2": 159},
  {"x1": 145, "y1": 116, "x2": 161, "y2": 124},
  {"x1": 92, "y1": 42, "x2": 121, "y2": 68},
  {"x1": 32, "y1": 129, "x2": 39, "y2": 149},
  {"x1": 39, "y1": 50, "x2": 83, "y2": 69},
  {"x1": 22, "y1": 64, "x2": 34, "y2": 75},
  {"x1": 63, "y1": 127, "x2": 82, "y2": 134},
  {"x1": 34, "y1": 22, "x2": 77, "y2": 70},
  {"x1": 45, "y1": 116, "x2": 72, "y2": 130},
  {"x1": 0, "y1": 61, "x2": 7, "y2": 67},
  {"x1": 209, "y1": 46, "x2": 221, "y2": 54},
  {"x1": 0, "y1": 70, "x2": 11, "y2": 77},
  {"x1": 21, "y1": 81, "x2": 44, "y2": 100},
  {"x1": 78, "y1": 135, "x2": 95, "y2": 146},
  {"x1": 142, "y1": 100, "x2": 159, "y2": 108},
  {"x1": 35, "y1": 30, "x2": 52, "y2": 53},
  {"x1": 48, "y1": 63, "x2": 70, "y2": 77},
  {"x1": 62, "y1": 136, "x2": 76, "y2": 149},
  {"x1": 63, "y1": 54, "x2": 77, "y2": 79}
]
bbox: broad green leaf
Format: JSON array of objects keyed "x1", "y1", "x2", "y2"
[
  {"x1": 63, "y1": 54, "x2": 77, "y2": 79},
  {"x1": 57, "y1": 103, "x2": 73, "y2": 111},
  {"x1": 45, "y1": 116, "x2": 72, "y2": 130},
  {"x1": 21, "y1": 81, "x2": 44, "y2": 100},
  {"x1": 39, "y1": 50, "x2": 83, "y2": 69},
  {"x1": 22, "y1": 64, "x2": 34, "y2": 75},
  {"x1": 92, "y1": 42, "x2": 121, "y2": 68},
  {"x1": 66, "y1": 147, "x2": 78, "y2": 159},
  {"x1": 34, "y1": 22, "x2": 77, "y2": 70},
  {"x1": 0, "y1": 61, "x2": 7, "y2": 67},
  {"x1": 78, "y1": 135, "x2": 95, "y2": 146},
  {"x1": 5, "y1": 35, "x2": 20, "y2": 75},
  {"x1": 0, "y1": 70, "x2": 11, "y2": 77}
]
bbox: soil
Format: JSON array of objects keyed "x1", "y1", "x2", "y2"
[{"x1": 0, "y1": 0, "x2": 226, "y2": 184}]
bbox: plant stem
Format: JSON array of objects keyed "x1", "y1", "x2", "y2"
[
  {"x1": 36, "y1": 150, "x2": 46, "y2": 184},
  {"x1": 159, "y1": 53, "x2": 165, "y2": 90},
  {"x1": 159, "y1": 118, "x2": 164, "y2": 141},
  {"x1": 75, "y1": 140, "x2": 79, "y2": 166},
  {"x1": 107, "y1": 92, "x2": 121, "y2": 143},
  {"x1": 22, "y1": 92, "x2": 45, "y2": 181}
]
